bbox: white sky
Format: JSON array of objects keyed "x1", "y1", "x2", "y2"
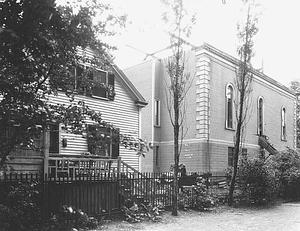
[{"x1": 100, "y1": 0, "x2": 300, "y2": 87}]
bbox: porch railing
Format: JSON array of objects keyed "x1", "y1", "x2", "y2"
[{"x1": 47, "y1": 155, "x2": 141, "y2": 180}]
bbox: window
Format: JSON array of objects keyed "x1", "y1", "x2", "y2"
[
  {"x1": 281, "y1": 106, "x2": 287, "y2": 140},
  {"x1": 228, "y1": 147, "x2": 234, "y2": 167},
  {"x1": 75, "y1": 65, "x2": 115, "y2": 100},
  {"x1": 225, "y1": 84, "x2": 234, "y2": 129},
  {"x1": 258, "y1": 97, "x2": 264, "y2": 136},
  {"x1": 228, "y1": 147, "x2": 247, "y2": 166},
  {"x1": 87, "y1": 124, "x2": 119, "y2": 158},
  {"x1": 154, "y1": 99, "x2": 160, "y2": 127}
]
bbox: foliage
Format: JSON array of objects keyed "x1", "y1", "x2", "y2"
[
  {"x1": 122, "y1": 200, "x2": 163, "y2": 223},
  {"x1": 228, "y1": 0, "x2": 260, "y2": 206},
  {"x1": 0, "y1": 181, "x2": 42, "y2": 231},
  {"x1": 289, "y1": 80, "x2": 300, "y2": 148},
  {"x1": 270, "y1": 148, "x2": 300, "y2": 200},
  {"x1": 28, "y1": 205, "x2": 100, "y2": 231},
  {"x1": 237, "y1": 156, "x2": 279, "y2": 205},
  {"x1": 87, "y1": 123, "x2": 149, "y2": 157},
  {"x1": 0, "y1": 0, "x2": 129, "y2": 163},
  {"x1": 161, "y1": 0, "x2": 196, "y2": 216},
  {"x1": 119, "y1": 133, "x2": 149, "y2": 157},
  {"x1": 178, "y1": 176, "x2": 216, "y2": 211}
]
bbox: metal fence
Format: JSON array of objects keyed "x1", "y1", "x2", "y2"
[{"x1": 0, "y1": 172, "x2": 229, "y2": 221}]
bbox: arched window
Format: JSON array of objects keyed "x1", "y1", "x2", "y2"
[
  {"x1": 258, "y1": 97, "x2": 264, "y2": 136},
  {"x1": 281, "y1": 106, "x2": 287, "y2": 140},
  {"x1": 225, "y1": 84, "x2": 234, "y2": 129}
]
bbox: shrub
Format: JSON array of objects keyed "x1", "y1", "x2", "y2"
[
  {"x1": 0, "y1": 181, "x2": 42, "y2": 231},
  {"x1": 178, "y1": 176, "x2": 216, "y2": 211},
  {"x1": 29, "y1": 205, "x2": 100, "y2": 231},
  {"x1": 270, "y1": 148, "x2": 300, "y2": 200},
  {"x1": 0, "y1": 181, "x2": 99, "y2": 231},
  {"x1": 237, "y1": 157, "x2": 279, "y2": 205},
  {"x1": 122, "y1": 199, "x2": 163, "y2": 223}
]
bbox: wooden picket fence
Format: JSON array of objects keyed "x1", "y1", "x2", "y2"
[{"x1": 0, "y1": 171, "x2": 229, "y2": 221}]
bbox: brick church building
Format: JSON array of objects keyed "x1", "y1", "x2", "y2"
[{"x1": 124, "y1": 43, "x2": 296, "y2": 173}]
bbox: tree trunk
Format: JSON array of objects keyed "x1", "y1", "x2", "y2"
[
  {"x1": 172, "y1": 96, "x2": 180, "y2": 215},
  {"x1": 228, "y1": 120, "x2": 242, "y2": 205},
  {"x1": 228, "y1": 73, "x2": 246, "y2": 206}
]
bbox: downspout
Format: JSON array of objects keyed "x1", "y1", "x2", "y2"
[{"x1": 138, "y1": 107, "x2": 142, "y2": 171}]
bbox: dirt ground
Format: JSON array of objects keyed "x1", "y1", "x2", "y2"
[{"x1": 97, "y1": 202, "x2": 300, "y2": 231}]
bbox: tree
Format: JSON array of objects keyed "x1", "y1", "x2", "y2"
[
  {"x1": 161, "y1": 0, "x2": 196, "y2": 216},
  {"x1": 228, "y1": 0, "x2": 260, "y2": 206},
  {"x1": 0, "y1": 0, "x2": 148, "y2": 166}
]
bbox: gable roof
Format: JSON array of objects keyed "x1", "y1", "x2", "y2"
[{"x1": 111, "y1": 63, "x2": 148, "y2": 107}]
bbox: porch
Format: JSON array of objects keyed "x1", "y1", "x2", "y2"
[{"x1": 45, "y1": 155, "x2": 140, "y2": 180}]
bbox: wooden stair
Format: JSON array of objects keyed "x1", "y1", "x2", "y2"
[{"x1": 258, "y1": 135, "x2": 279, "y2": 155}]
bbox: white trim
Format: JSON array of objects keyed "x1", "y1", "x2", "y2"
[
  {"x1": 225, "y1": 83, "x2": 234, "y2": 129},
  {"x1": 196, "y1": 47, "x2": 295, "y2": 100},
  {"x1": 257, "y1": 96, "x2": 265, "y2": 136},
  {"x1": 281, "y1": 105, "x2": 287, "y2": 141},
  {"x1": 157, "y1": 138, "x2": 260, "y2": 149}
]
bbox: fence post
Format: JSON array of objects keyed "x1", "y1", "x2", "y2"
[
  {"x1": 43, "y1": 131, "x2": 50, "y2": 176},
  {"x1": 117, "y1": 156, "x2": 121, "y2": 173}
]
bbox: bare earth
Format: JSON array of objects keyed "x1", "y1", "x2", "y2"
[{"x1": 98, "y1": 202, "x2": 300, "y2": 231}]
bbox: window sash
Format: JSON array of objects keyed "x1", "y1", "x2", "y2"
[
  {"x1": 225, "y1": 85, "x2": 233, "y2": 129},
  {"x1": 258, "y1": 98, "x2": 264, "y2": 136},
  {"x1": 281, "y1": 107, "x2": 287, "y2": 140}
]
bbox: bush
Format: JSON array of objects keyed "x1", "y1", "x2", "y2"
[
  {"x1": 270, "y1": 148, "x2": 300, "y2": 200},
  {"x1": 122, "y1": 199, "x2": 163, "y2": 223},
  {"x1": 0, "y1": 181, "x2": 42, "y2": 231},
  {"x1": 0, "y1": 181, "x2": 99, "y2": 231},
  {"x1": 237, "y1": 157, "x2": 279, "y2": 205},
  {"x1": 178, "y1": 176, "x2": 216, "y2": 211},
  {"x1": 29, "y1": 205, "x2": 100, "y2": 231}
]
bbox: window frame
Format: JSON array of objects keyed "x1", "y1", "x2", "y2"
[
  {"x1": 49, "y1": 123, "x2": 60, "y2": 154},
  {"x1": 154, "y1": 99, "x2": 161, "y2": 127},
  {"x1": 74, "y1": 65, "x2": 115, "y2": 100},
  {"x1": 225, "y1": 83, "x2": 234, "y2": 130},
  {"x1": 257, "y1": 96, "x2": 265, "y2": 136},
  {"x1": 281, "y1": 106, "x2": 287, "y2": 141},
  {"x1": 228, "y1": 147, "x2": 234, "y2": 167},
  {"x1": 87, "y1": 124, "x2": 119, "y2": 159}
]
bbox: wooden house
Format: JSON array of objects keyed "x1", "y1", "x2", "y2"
[{"x1": 2, "y1": 48, "x2": 148, "y2": 177}]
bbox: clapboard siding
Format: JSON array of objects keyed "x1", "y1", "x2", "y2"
[
  {"x1": 2, "y1": 46, "x2": 146, "y2": 173},
  {"x1": 49, "y1": 73, "x2": 140, "y2": 167}
]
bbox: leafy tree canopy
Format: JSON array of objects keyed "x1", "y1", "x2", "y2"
[{"x1": 0, "y1": 0, "x2": 141, "y2": 164}]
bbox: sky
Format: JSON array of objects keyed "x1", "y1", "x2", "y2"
[{"x1": 99, "y1": 0, "x2": 300, "y2": 87}]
